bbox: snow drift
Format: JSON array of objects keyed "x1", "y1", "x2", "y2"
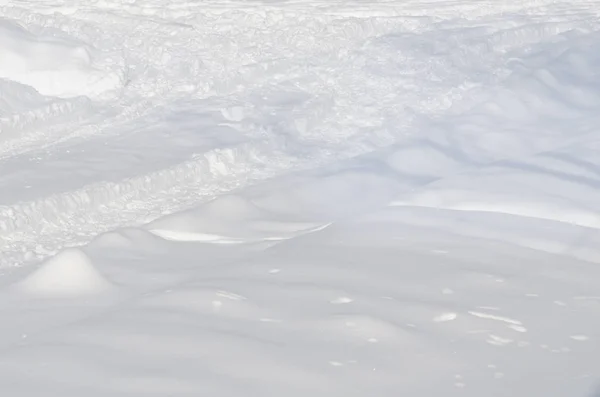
[{"x1": 0, "y1": 18, "x2": 123, "y2": 99}]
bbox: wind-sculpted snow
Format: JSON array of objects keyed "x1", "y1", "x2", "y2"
[
  {"x1": 392, "y1": 29, "x2": 600, "y2": 238},
  {"x1": 2, "y1": 0, "x2": 599, "y2": 267},
  {"x1": 0, "y1": 19, "x2": 124, "y2": 98},
  {"x1": 0, "y1": 0, "x2": 600, "y2": 396},
  {"x1": 2, "y1": 164, "x2": 600, "y2": 396}
]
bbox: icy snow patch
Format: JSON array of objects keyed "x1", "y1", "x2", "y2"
[{"x1": 0, "y1": 19, "x2": 123, "y2": 99}]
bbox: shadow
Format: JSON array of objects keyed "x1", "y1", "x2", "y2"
[
  {"x1": 588, "y1": 382, "x2": 600, "y2": 397},
  {"x1": 492, "y1": 158, "x2": 600, "y2": 190},
  {"x1": 541, "y1": 151, "x2": 600, "y2": 178}
]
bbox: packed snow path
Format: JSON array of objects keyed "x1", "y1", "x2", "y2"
[{"x1": 1, "y1": 0, "x2": 600, "y2": 396}]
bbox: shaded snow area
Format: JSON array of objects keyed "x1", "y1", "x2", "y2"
[{"x1": 1, "y1": 0, "x2": 600, "y2": 395}]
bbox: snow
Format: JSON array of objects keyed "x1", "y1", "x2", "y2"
[
  {"x1": 147, "y1": 193, "x2": 332, "y2": 242},
  {"x1": 0, "y1": 18, "x2": 123, "y2": 98},
  {"x1": 1, "y1": 0, "x2": 600, "y2": 395},
  {"x1": 14, "y1": 248, "x2": 114, "y2": 296}
]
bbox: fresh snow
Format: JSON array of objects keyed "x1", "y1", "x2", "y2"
[
  {"x1": 13, "y1": 247, "x2": 115, "y2": 296},
  {"x1": 0, "y1": 18, "x2": 123, "y2": 98},
  {"x1": 1, "y1": 0, "x2": 600, "y2": 396}
]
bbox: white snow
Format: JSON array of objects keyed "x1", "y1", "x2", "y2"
[
  {"x1": 0, "y1": 18, "x2": 123, "y2": 98},
  {"x1": 1, "y1": 0, "x2": 600, "y2": 396},
  {"x1": 14, "y1": 248, "x2": 114, "y2": 296}
]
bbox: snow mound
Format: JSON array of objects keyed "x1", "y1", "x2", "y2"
[
  {"x1": 0, "y1": 19, "x2": 123, "y2": 99},
  {"x1": 91, "y1": 228, "x2": 171, "y2": 256},
  {"x1": 147, "y1": 194, "x2": 328, "y2": 243},
  {"x1": 91, "y1": 231, "x2": 135, "y2": 249},
  {"x1": 14, "y1": 248, "x2": 114, "y2": 296},
  {"x1": 201, "y1": 194, "x2": 264, "y2": 221}
]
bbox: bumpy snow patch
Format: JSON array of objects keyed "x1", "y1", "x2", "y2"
[
  {"x1": 148, "y1": 194, "x2": 329, "y2": 243},
  {"x1": 0, "y1": 19, "x2": 123, "y2": 99},
  {"x1": 14, "y1": 248, "x2": 114, "y2": 296}
]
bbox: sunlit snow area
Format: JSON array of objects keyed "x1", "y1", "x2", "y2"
[{"x1": 1, "y1": 0, "x2": 600, "y2": 395}]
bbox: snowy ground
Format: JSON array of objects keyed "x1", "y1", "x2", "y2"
[{"x1": 1, "y1": 0, "x2": 600, "y2": 395}]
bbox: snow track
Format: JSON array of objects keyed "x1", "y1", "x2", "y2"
[
  {"x1": 2, "y1": 1, "x2": 600, "y2": 396},
  {"x1": 2, "y1": 0, "x2": 599, "y2": 267}
]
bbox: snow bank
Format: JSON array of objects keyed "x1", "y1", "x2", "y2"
[{"x1": 0, "y1": 19, "x2": 123, "y2": 99}]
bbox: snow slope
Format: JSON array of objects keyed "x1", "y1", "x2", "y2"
[{"x1": 1, "y1": 0, "x2": 600, "y2": 395}]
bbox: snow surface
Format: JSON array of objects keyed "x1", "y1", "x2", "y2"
[
  {"x1": 0, "y1": 18, "x2": 123, "y2": 98},
  {"x1": 1, "y1": 0, "x2": 600, "y2": 395}
]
